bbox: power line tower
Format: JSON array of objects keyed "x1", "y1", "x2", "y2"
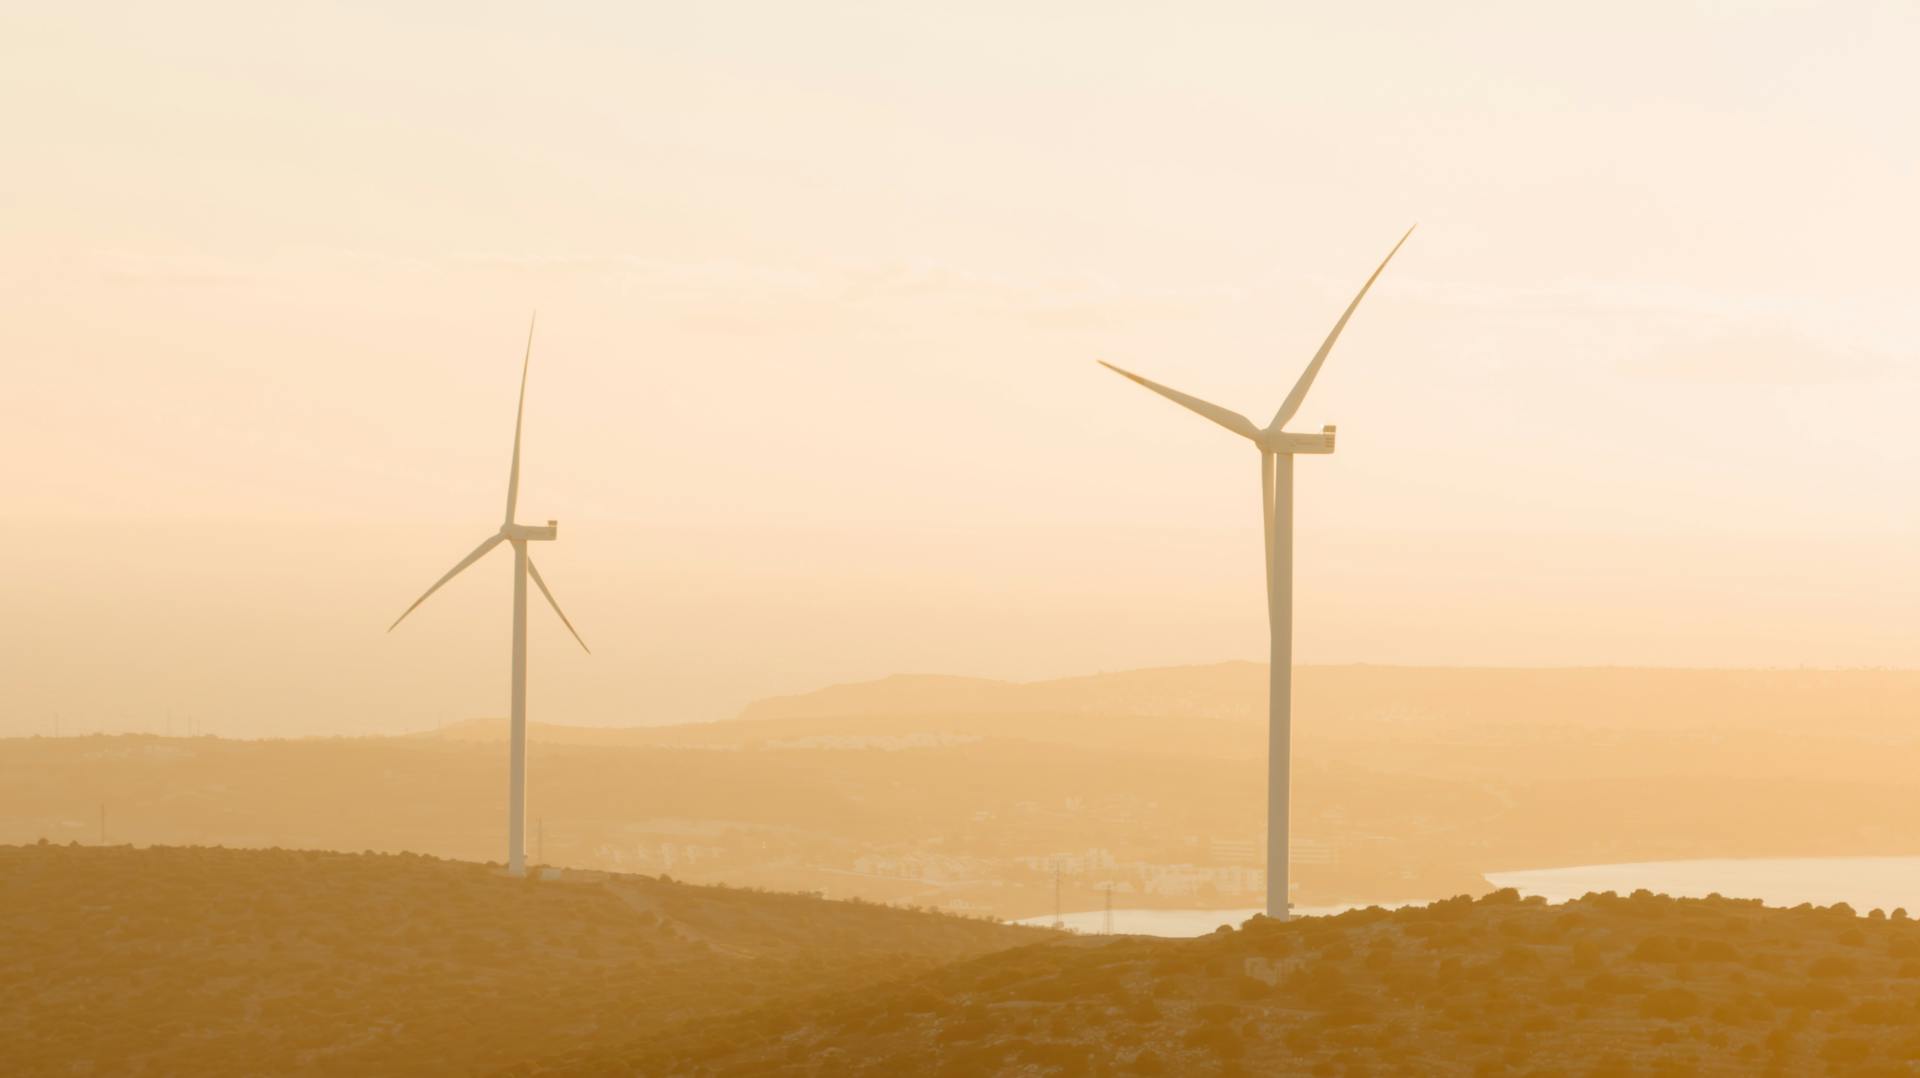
[
  {"x1": 98, "y1": 803, "x2": 106, "y2": 845},
  {"x1": 1103, "y1": 883, "x2": 1113, "y2": 936}
]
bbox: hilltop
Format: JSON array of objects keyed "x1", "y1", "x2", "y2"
[
  {"x1": 542, "y1": 888, "x2": 1920, "y2": 1076},
  {"x1": 0, "y1": 843, "x2": 1045, "y2": 1077}
]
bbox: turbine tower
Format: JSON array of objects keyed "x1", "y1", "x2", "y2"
[
  {"x1": 1099, "y1": 227, "x2": 1413, "y2": 920},
  {"x1": 389, "y1": 316, "x2": 590, "y2": 876}
]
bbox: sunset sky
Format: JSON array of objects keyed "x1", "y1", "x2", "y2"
[{"x1": 3, "y1": 2, "x2": 1917, "y2": 734}]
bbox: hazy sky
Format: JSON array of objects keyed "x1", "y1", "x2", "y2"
[{"x1": 3, "y1": 2, "x2": 1917, "y2": 734}]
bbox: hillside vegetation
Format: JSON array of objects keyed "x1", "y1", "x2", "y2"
[
  {"x1": 0, "y1": 843, "x2": 1044, "y2": 1076},
  {"x1": 544, "y1": 889, "x2": 1920, "y2": 1076}
]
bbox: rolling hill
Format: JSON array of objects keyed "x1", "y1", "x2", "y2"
[
  {"x1": 539, "y1": 888, "x2": 1920, "y2": 1076},
  {"x1": 0, "y1": 843, "x2": 1045, "y2": 1076}
]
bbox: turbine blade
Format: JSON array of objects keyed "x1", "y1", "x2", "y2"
[
  {"x1": 1269, "y1": 225, "x2": 1415, "y2": 431},
  {"x1": 388, "y1": 534, "x2": 506, "y2": 632},
  {"x1": 504, "y1": 314, "x2": 536, "y2": 525},
  {"x1": 1097, "y1": 361, "x2": 1259, "y2": 441},
  {"x1": 526, "y1": 556, "x2": 590, "y2": 654}
]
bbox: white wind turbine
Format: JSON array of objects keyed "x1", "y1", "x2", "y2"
[
  {"x1": 389, "y1": 316, "x2": 589, "y2": 876},
  {"x1": 1100, "y1": 227, "x2": 1413, "y2": 920}
]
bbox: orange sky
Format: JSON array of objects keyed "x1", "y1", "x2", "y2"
[{"x1": 2, "y1": 3, "x2": 1917, "y2": 734}]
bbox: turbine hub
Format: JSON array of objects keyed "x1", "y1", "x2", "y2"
[{"x1": 502, "y1": 521, "x2": 559, "y2": 542}]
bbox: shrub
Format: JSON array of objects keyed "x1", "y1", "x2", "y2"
[
  {"x1": 1316, "y1": 939, "x2": 1353, "y2": 961},
  {"x1": 1584, "y1": 971, "x2": 1645, "y2": 996},
  {"x1": 1642, "y1": 988, "x2": 1702, "y2": 1020},
  {"x1": 1633, "y1": 935, "x2": 1737, "y2": 963},
  {"x1": 1183, "y1": 1022, "x2": 1244, "y2": 1058},
  {"x1": 1767, "y1": 982, "x2": 1847, "y2": 1010},
  {"x1": 929, "y1": 1014, "x2": 990, "y2": 1045},
  {"x1": 1285, "y1": 961, "x2": 1347, "y2": 1002},
  {"x1": 1588, "y1": 1053, "x2": 1634, "y2": 1077},
  {"x1": 1570, "y1": 939, "x2": 1603, "y2": 969},
  {"x1": 1632, "y1": 936, "x2": 1683, "y2": 962},
  {"x1": 1821, "y1": 1036, "x2": 1871, "y2": 1064},
  {"x1": 1846, "y1": 999, "x2": 1909, "y2": 1025},
  {"x1": 1498, "y1": 945, "x2": 1542, "y2": 970},
  {"x1": 1319, "y1": 1006, "x2": 1372, "y2": 1028},
  {"x1": 1233, "y1": 975, "x2": 1270, "y2": 1000},
  {"x1": 1690, "y1": 938, "x2": 1739, "y2": 962},
  {"x1": 1127, "y1": 1049, "x2": 1166, "y2": 1075},
  {"x1": 1808, "y1": 955, "x2": 1857, "y2": 978}
]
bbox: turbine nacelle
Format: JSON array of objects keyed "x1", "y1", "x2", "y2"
[
  {"x1": 1261, "y1": 426, "x2": 1336, "y2": 456},
  {"x1": 502, "y1": 520, "x2": 559, "y2": 542}
]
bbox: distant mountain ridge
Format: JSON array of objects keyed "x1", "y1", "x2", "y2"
[
  {"x1": 736, "y1": 662, "x2": 1270, "y2": 723},
  {"x1": 423, "y1": 662, "x2": 1920, "y2": 751},
  {"x1": 418, "y1": 661, "x2": 1271, "y2": 753}
]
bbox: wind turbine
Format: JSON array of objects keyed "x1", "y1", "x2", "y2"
[
  {"x1": 1099, "y1": 227, "x2": 1413, "y2": 920},
  {"x1": 388, "y1": 316, "x2": 589, "y2": 876}
]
